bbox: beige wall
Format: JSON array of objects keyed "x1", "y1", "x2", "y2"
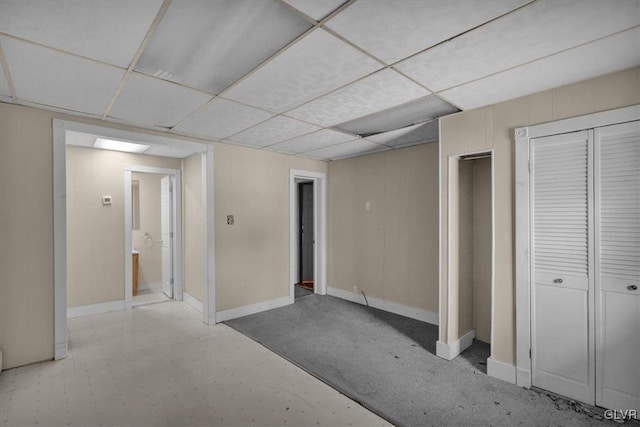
[
  {"x1": 0, "y1": 104, "x2": 54, "y2": 370},
  {"x1": 327, "y1": 143, "x2": 439, "y2": 313},
  {"x1": 440, "y1": 66, "x2": 640, "y2": 365},
  {"x1": 132, "y1": 172, "x2": 164, "y2": 287},
  {"x1": 183, "y1": 153, "x2": 203, "y2": 302},
  {"x1": 0, "y1": 101, "x2": 326, "y2": 369},
  {"x1": 214, "y1": 143, "x2": 327, "y2": 311},
  {"x1": 66, "y1": 146, "x2": 181, "y2": 307}
]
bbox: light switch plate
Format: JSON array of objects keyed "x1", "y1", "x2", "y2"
[
  {"x1": 102, "y1": 195, "x2": 112, "y2": 206},
  {"x1": 227, "y1": 215, "x2": 234, "y2": 225}
]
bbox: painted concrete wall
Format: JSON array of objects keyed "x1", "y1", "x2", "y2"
[
  {"x1": 182, "y1": 153, "x2": 203, "y2": 302},
  {"x1": 0, "y1": 102, "x2": 327, "y2": 369},
  {"x1": 439, "y1": 66, "x2": 640, "y2": 366},
  {"x1": 66, "y1": 146, "x2": 181, "y2": 307},
  {"x1": 327, "y1": 143, "x2": 439, "y2": 314}
]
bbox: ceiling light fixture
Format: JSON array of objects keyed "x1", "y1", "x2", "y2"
[{"x1": 93, "y1": 138, "x2": 151, "y2": 153}]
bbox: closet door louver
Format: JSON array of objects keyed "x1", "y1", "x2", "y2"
[
  {"x1": 595, "y1": 121, "x2": 640, "y2": 411},
  {"x1": 531, "y1": 130, "x2": 595, "y2": 404}
]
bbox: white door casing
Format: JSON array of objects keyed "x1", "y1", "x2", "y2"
[
  {"x1": 530, "y1": 130, "x2": 595, "y2": 404},
  {"x1": 161, "y1": 175, "x2": 174, "y2": 299},
  {"x1": 594, "y1": 121, "x2": 640, "y2": 411}
]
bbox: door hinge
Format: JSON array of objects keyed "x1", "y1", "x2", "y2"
[
  {"x1": 529, "y1": 348, "x2": 532, "y2": 359},
  {"x1": 528, "y1": 160, "x2": 531, "y2": 173},
  {"x1": 170, "y1": 278, "x2": 174, "y2": 285},
  {"x1": 169, "y1": 231, "x2": 174, "y2": 238}
]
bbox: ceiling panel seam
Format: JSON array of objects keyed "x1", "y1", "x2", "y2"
[
  {"x1": 0, "y1": 31, "x2": 127, "y2": 71},
  {"x1": 101, "y1": 0, "x2": 173, "y2": 120},
  {"x1": 0, "y1": 40, "x2": 16, "y2": 102},
  {"x1": 383, "y1": 0, "x2": 538, "y2": 71},
  {"x1": 170, "y1": 0, "x2": 359, "y2": 131},
  {"x1": 169, "y1": 24, "x2": 321, "y2": 130},
  {"x1": 435, "y1": 24, "x2": 640, "y2": 95}
]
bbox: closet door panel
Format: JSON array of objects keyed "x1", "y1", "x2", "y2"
[
  {"x1": 531, "y1": 130, "x2": 595, "y2": 404},
  {"x1": 595, "y1": 120, "x2": 640, "y2": 411}
]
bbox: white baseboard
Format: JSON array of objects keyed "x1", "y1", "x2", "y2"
[
  {"x1": 487, "y1": 357, "x2": 517, "y2": 384},
  {"x1": 326, "y1": 287, "x2": 439, "y2": 325},
  {"x1": 67, "y1": 300, "x2": 125, "y2": 318},
  {"x1": 435, "y1": 330, "x2": 475, "y2": 360},
  {"x1": 54, "y1": 341, "x2": 67, "y2": 360},
  {"x1": 516, "y1": 367, "x2": 531, "y2": 387},
  {"x1": 216, "y1": 295, "x2": 293, "y2": 322},
  {"x1": 183, "y1": 292, "x2": 203, "y2": 313}
]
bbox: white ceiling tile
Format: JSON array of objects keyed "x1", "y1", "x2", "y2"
[
  {"x1": 325, "y1": 0, "x2": 531, "y2": 64},
  {"x1": 396, "y1": 0, "x2": 640, "y2": 92},
  {"x1": 227, "y1": 116, "x2": 320, "y2": 147},
  {"x1": 305, "y1": 139, "x2": 388, "y2": 160},
  {"x1": 224, "y1": 28, "x2": 382, "y2": 112},
  {"x1": 287, "y1": 69, "x2": 429, "y2": 127},
  {"x1": 136, "y1": 0, "x2": 311, "y2": 94},
  {"x1": 174, "y1": 98, "x2": 273, "y2": 140},
  {"x1": 109, "y1": 73, "x2": 212, "y2": 128},
  {"x1": 267, "y1": 129, "x2": 356, "y2": 154},
  {"x1": 0, "y1": 36, "x2": 124, "y2": 115},
  {"x1": 367, "y1": 120, "x2": 439, "y2": 147},
  {"x1": 439, "y1": 27, "x2": 640, "y2": 110},
  {"x1": 0, "y1": 0, "x2": 163, "y2": 67},
  {"x1": 283, "y1": 0, "x2": 346, "y2": 21},
  {"x1": 335, "y1": 95, "x2": 457, "y2": 135}
]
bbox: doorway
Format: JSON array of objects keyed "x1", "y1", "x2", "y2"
[
  {"x1": 289, "y1": 169, "x2": 327, "y2": 302},
  {"x1": 129, "y1": 171, "x2": 176, "y2": 307},
  {"x1": 53, "y1": 119, "x2": 217, "y2": 360},
  {"x1": 296, "y1": 180, "x2": 314, "y2": 299},
  {"x1": 442, "y1": 151, "x2": 494, "y2": 363},
  {"x1": 125, "y1": 165, "x2": 181, "y2": 309}
]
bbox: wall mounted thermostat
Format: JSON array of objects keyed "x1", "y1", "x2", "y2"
[{"x1": 102, "y1": 195, "x2": 112, "y2": 206}]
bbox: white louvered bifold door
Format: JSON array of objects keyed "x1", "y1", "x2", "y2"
[
  {"x1": 531, "y1": 130, "x2": 595, "y2": 404},
  {"x1": 595, "y1": 120, "x2": 640, "y2": 411}
]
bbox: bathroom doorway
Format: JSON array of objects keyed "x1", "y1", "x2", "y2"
[
  {"x1": 125, "y1": 165, "x2": 182, "y2": 308},
  {"x1": 130, "y1": 171, "x2": 176, "y2": 306}
]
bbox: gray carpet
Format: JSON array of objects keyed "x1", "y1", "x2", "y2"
[
  {"x1": 294, "y1": 285, "x2": 313, "y2": 299},
  {"x1": 225, "y1": 294, "x2": 624, "y2": 427}
]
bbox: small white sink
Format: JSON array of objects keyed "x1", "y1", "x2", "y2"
[{"x1": 132, "y1": 249, "x2": 140, "y2": 254}]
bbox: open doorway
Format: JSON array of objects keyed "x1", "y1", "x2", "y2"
[
  {"x1": 296, "y1": 180, "x2": 314, "y2": 299},
  {"x1": 53, "y1": 120, "x2": 217, "y2": 360},
  {"x1": 441, "y1": 151, "x2": 494, "y2": 366},
  {"x1": 129, "y1": 172, "x2": 176, "y2": 307},
  {"x1": 289, "y1": 169, "x2": 327, "y2": 303},
  {"x1": 457, "y1": 153, "x2": 492, "y2": 366}
]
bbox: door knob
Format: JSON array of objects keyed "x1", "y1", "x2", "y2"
[
  {"x1": 628, "y1": 285, "x2": 638, "y2": 291},
  {"x1": 553, "y1": 278, "x2": 563, "y2": 284}
]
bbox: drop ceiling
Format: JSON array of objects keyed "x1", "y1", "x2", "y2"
[{"x1": 0, "y1": 0, "x2": 638, "y2": 161}]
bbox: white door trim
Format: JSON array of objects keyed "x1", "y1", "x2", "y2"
[
  {"x1": 289, "y1": 169, "x2": 327, "y2": 300},
  {"x1": 124, "y1": 165, "x2": 182, "y2": 308},
  {"x1": 514, "y1": 104, "x2": 640, "y2": 388},
  {"x1": 52, "y1": 119, "x2": 216, "y2": 360}
]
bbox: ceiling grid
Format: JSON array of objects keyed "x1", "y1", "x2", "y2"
[{"x1": 0, "y1": 0, "x2": 638, "y2": 160}]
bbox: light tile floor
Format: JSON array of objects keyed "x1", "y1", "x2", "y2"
[
  {"x1": 132, "y1": 288, "x2": 171, "y2": 307},
  {"x1": 0, "y1": 302, "x2": 388, "y2": 426}
]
